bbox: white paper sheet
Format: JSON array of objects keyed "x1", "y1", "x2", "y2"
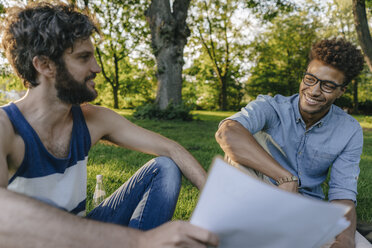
[{"x1": 190, "y1": 157, "x2": 351, "y2": 248}]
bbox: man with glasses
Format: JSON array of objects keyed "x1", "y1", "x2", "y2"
[{"x1": 216, "y1": 38, "x2": 365, "y2": 248}]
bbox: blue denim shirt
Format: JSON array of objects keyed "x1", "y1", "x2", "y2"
[{"x1": 226, "y1": 94, "x2": 363, "y2": 202}]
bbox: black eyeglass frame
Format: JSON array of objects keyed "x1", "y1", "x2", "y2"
[{"x1": 302, "y1": 72, "x2": 346, "y2": 93}]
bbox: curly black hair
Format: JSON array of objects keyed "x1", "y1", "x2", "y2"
[
  {"x1": 309, "y1": 38, "x2": 364, "y2": 85},
  {"x1": 0, "y1": 2, "x2": 98, "y2": 88}
]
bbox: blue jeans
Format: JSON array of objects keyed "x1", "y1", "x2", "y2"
[{"x1": 86, "y1": 156, "x2": 181, "y2": 230}]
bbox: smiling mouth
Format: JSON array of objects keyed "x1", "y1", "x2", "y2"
[{"x1": 304, "y1": 94, "x2": 323, "y2": 105}]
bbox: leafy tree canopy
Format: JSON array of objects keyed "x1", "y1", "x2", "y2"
[
  {"x1": 246, "y1": 12, "x2": 320, "y2": 98},
  {"x1": 245, "y1": 0, "x2": 295, "y2": 20}
]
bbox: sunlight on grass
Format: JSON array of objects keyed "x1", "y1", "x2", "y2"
[
  {"x1": 192, "y1": 110, "x2": 236, "y2": 117},
  {"x1": 86, "y1": 110, "x2": 372, "y2": 222}
]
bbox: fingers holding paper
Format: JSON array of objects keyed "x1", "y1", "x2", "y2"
[{"x1": 140, "y1": 221, "x2": 219, "y2": 248}]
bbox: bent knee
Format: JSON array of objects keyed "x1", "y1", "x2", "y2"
[{"x1": 154, "y1": 156, "x2": 181, "y2": 180}]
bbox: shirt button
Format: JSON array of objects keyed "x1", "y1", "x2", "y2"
[{"x1": 298, "y1": 151, "x2": 302, "y2": 155}]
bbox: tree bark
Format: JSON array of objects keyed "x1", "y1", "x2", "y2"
[
  {"x1": 145, "y1": 0, "x2": 191, "y2": 109},
  {"x1": 352, "y1": 0, "x2": 372, "y2": 72},
  {"x1": 352, "y1": 80, "x2": 359, "y2": 114},
  {"x1": 219, "y1": 76, "x2": 228, "y2": 111}
]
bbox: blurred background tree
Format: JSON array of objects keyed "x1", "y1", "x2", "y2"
[
  {"x1": 184, "y1": 0, "x2": 250, "y2": 110},
  {"x1": 0, "y1": 0, "x2": 371, "y2": 114},
  {"x1": 246, "y1": 12, "x2": 320, "y2": 98},
  {"x1": 88, "y1": 0, "x2": 155, "y2": 109}
]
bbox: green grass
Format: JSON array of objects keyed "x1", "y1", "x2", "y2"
[{"x1": 87, "y1": 110, "x2": 372, "y2": 222}]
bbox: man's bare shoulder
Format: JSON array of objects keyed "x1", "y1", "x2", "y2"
[
  {"x1": 0, "y1": 108, "x2": 15, "y2": 152},
  {"x1": 0, "y1": 108, "x2": 15, "y2": 137},
  {"x1": 79, "y1": 104, "x2": 131, "y2": 144},
  {"x1": 80, "y1": 103, "x2": 124, "y2": 122}
]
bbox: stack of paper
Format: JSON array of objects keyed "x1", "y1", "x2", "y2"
[{"x1": 191, "y1": 157, "x2": 350, "y2": 248}]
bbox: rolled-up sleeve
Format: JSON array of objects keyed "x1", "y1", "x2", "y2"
[
  {"x1": 328, "y1": 126, "x2": 363, "y2": 203},
  {"x1": 221, "y1": 95, "x2": 279, "y2": 134}
]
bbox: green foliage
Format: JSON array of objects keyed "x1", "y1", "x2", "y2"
[
  {"x1": 246, "y1": 13, "x2": 320, "y2": 98},
  {"x1": 0, "y1": 3, "x2": 4, "y2": 14},
  {"x1": 366, "y1": 0, "x2": 372, "y2": 14},
  {"x1": 320, "y1": 0, "x2": 372, "y2": 113},
  {"x1": 93, "y1": 57, "x2": 156, "y2": 109},
  {"x1": 246, "y1": 0, "x2": 295, "y2": 20},
  {"x1": 323, "y1": 0, "x2": 356, "y2": 42},
  {"x1": 0, "y1": 73, "x2": 24, "y2": 92},
  {"x1": 183, "y1": 52, "x2": 245, "y2": 111},
  {"x1": 359, "y1": 100, "x2": 372, "y2": 115},
  {"x1": 2, "y1": 0, "x2": 370, "y2": 113},
  {"x1": 89, "y1": 0, "x2": 153, "y2": 109},
  {"x1": 186, "y1": 0, "x2": 251, "y2": 110},
  {"x1": 0, "y1": 99, "x2": 8, "y2": 106},
  {"x1": 357, "y1": 67, "x2": 372, "y2": 103},
  {"x1": 133, "y1": 102, "x2": 193, "y2": 121},
  {"x1": 0, "y1": 90, "x2": 6, "y2": 105},
  {"x1": 334, "y1": 95, "x2": 353, "y2": 109}
]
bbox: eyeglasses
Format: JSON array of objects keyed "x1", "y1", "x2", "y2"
[{"x1": 302, "y1": 72, "x2": 345, "y2": 93}]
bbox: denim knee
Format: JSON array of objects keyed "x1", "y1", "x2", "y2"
[{"x1": 153, "y1": 156, "x2": 182, "y2": 188}]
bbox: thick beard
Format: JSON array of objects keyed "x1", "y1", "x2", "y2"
[{"x1": 55, "y1": 62, "x2": 97, "y2": 105}]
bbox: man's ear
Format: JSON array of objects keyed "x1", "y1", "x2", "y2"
[
  {"x1": 337, "y1": 85, "x2": 347, "y2": 98},
  {"x1": 32, "y1": 56, "x2": 56, "y2": 77}
]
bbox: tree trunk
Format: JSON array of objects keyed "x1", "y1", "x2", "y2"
[
  {"x1": 113, "y1": 86, "x2": 119, "y2": 109},
  {"x1": 113, "y1": 53, "x2": 120, "y2": 109},
  {"x1": 220, "y1": 77, "x2": 228, "y2": 111},
  {"x1": 352, "y1": 0, "x2": 372, "y2": 72},
  {"x1": 146, "y1": 0, "x2": 191, "y2": 109},
  {"x1": 352, "y1": 80, "x2": 359, "y2": 114}
]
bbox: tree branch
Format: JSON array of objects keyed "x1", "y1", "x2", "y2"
[
  {"x1": 202, "y1": 0, "x2": 223, "y2": 80},
  {"x1": 223, "y1": 17, "x2": 230, "y2": 78},
  {"x1": 95, "y1": 47, "x2": 114, "y2": 88}
]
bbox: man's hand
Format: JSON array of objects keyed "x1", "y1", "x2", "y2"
[
  {"x1": 139, "y1": 221, "x2": 219, "y2": 248},
  {"x1": 329, "y1": 200, "x2": 356, "y2": 248},
  {"x1": 278, "y1": 181, "x2": 298, "y2": 193}
]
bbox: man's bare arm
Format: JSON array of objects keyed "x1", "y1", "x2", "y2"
[
  {"x1": 330, "y1": 200, "x2": 356, "y2": 248},
  {"x1": 83, "y1": 105, "x2": 207, "y2": 190},
  {"x1": 215, "y1": 120, "x2": 297, "y2": 192},
  {"x1": 0, "y1": 188, "x2": 142, "y2": 248},
  {"x1": 0, "y1": 188, "x2": 219, "y2": 248},
  {"x1": 0, "y1": 109, "x2": 218, "y2": 248}
]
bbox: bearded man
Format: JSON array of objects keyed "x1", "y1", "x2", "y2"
[{"x1": 0, "y1": 3, "x2": 218, "y2": 247}]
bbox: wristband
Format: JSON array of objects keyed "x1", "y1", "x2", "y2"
[{"x1": 276, "y1": 175, "x2": 299, "y2": 186}]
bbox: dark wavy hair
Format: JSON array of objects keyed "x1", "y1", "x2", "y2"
[
  {"x1": 309, "y1": 38, "x2": 364, "y2": 85},
  {"x1": 0, "y1": 2, "x2": 98, "y2": 88}
]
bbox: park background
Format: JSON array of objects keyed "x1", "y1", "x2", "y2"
[{"x1": 0, "y1": 0, "x2": 371, "y2": 232}]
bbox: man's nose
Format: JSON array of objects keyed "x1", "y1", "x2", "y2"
[
  {"x1": 310, "y1": 81, "x2": 322, "y2": 95},
  {"x1": 92, "y1": 58, "x2": 102, "y2": 74}
]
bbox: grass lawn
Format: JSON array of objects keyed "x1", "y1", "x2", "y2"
[{"x1": 87, "y1": 110, "x2": 372, "y2": 222}]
